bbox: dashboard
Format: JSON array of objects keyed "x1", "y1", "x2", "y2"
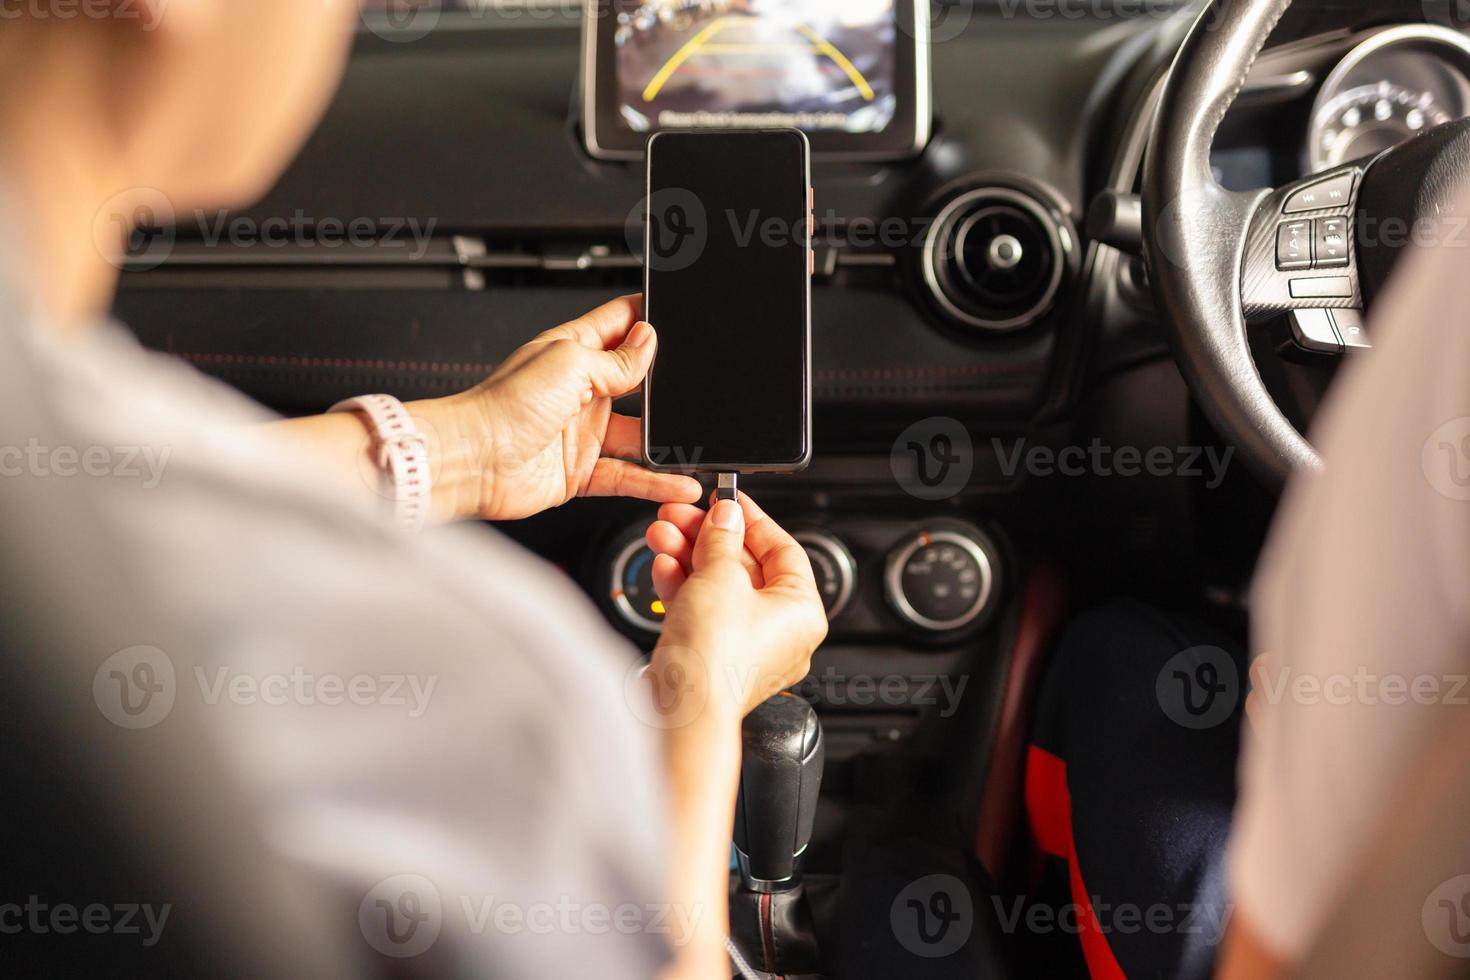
[{"x1": 108, "y1": 0, "x2": 1470, "y2": 789}]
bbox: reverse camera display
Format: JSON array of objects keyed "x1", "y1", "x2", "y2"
[{"x1": 614, "y1": 0, "x2": 899, "y2": 136}]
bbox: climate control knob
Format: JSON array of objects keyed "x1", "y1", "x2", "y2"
[
  {"x1": 608, "y1": 534, "x2": 665, "y2": 634},
  {"x1": 885, "y1": 528, "x2": 997, "y2": 632},
  {"x1": 793, "y1": 530, "x2": 857, "y2": 622}
]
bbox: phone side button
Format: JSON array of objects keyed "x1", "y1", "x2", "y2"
[{"x1": 809, "y1": 251, "x2": 815, "y2": 275}]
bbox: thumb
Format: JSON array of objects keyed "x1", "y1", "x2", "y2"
[
  {"x1": 586, "y1": 321, "x2": 656, "y2": 398},
  {"x1": 692, "y1": 499, "x2": 745, "y2": 571}
]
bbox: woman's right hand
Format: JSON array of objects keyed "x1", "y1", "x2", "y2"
[{"x1": 643, "y1": 493, "x2": 828, "y2": 727}]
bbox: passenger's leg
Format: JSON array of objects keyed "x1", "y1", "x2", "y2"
[{"x1": 1026, "y1": 601, "x2": 1246, "y2": 980}]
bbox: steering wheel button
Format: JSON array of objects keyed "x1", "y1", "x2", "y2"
[
  {"x1": 1330, "y1": 309, "x2": 1372, "y2": 350},
  {"x1": 1289, "y1": 277, "x2": 1353, "y2": 299},
  {"x1": 1314, "y1": 217, "x2": 1350, "y2": 268},
  {"x1": 1283, "y1": 172, "x2": 1356, "y2": 214},
  {"x1": 1289, "y1": 310, "x2": 1342, "y2": 354},
  {"x1": 1276, "y1": 220, "x2": 1313, "y2": 270}
]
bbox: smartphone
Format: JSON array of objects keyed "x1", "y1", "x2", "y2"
[{"x1": 641, "y1": 130, "x2": 812, "y2": 474}]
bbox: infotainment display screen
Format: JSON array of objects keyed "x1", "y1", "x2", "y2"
[{"x1": 584, "y1": 0, "x2": 930, "y2": 160}]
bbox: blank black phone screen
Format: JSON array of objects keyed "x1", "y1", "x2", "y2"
[{"x1": 643, "y1": 130, "x2": 810, "y2": 472}]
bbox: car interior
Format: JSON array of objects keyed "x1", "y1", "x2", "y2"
[{"x1": 93, "y1": 0, "x2": 1470, "y2": 974}]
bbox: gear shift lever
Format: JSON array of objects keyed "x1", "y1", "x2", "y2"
[{"x1": 734, "y1": 692, "x2": 824, "y2": 893}]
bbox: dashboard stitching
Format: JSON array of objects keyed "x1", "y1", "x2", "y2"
[
  {"x1": 177, "y1": 353, "x2": 1038, "y2": 382},
  {"x1": 178, "y1": 352, "x2": 496, "y2": 374}
]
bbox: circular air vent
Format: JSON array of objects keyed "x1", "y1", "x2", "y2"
[{"x1": 921, "y1": 186, "x2": 1071, "y2": 333}]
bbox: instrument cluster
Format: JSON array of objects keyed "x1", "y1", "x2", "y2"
[{"x1": 1308, "y1": 25, "x2": 1470, "y2": 172}]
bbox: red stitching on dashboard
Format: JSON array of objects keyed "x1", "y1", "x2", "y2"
[
  {"x1": 177, "y1": 352, "x2": 496, "y2": 373},
  {"x1": 174, "y1": 353, "x2": 1036, "y2": 387},
  {"x1": 816, "y1": 364, "x2": 1033, "y2": 380}
]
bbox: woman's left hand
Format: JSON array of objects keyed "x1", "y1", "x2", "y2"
[{"x1": 437, "y1": 294, "x2": 701, "y2": 521}]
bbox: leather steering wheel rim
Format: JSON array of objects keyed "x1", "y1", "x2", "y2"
[{"x1": 1142, "y1": 0, "x2": 1319, "y2": 487}]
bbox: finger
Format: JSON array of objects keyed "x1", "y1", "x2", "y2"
[
  {"x1": 657, "y1": 502, "x2": 763, "y2": 582},
  {"x1": 736, "y1": 493, "x2": 817, "y2": 590},
  {"x1": 601, "y1": 413, "x2": 643, "y2": 461},
  {"x1": 651, "y1": 553, "x2": 686, "y2": 604},
  {"x1": 584, "y1": 322, "x2": 657, "y2": 398},
  {"x1": 657, "y1": 502, "x2": 711, "y2": 535},
  {"x1": 542, "y1": 294, "x2": 643, "y2": 349},
  {"x1": 646, "y1": 520, "x2": 694, "y2": 572},
  {"x1": 584, "y1": 457, "x2": 701, "y2": 504},
  {"x1": 691, "y1": 498, "x2": 745, "y2": 571}
]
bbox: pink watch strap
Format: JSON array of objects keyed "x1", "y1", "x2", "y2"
[{"x1": 328, "y1": 394, "x2": 432, "y2": 531}]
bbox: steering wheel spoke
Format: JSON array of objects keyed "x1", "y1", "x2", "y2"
[
  {"x1": 1240, "y1": 163, "x2": 1375, "y2": 358},
  {"x1": 1241, "y1": 164, "x2": 1371, "y2": 355}
]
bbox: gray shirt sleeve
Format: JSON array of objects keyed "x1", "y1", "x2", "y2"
[
  {"x1": 1229, "y1": 228, "x2": 1470, "y2": 959},
  {"x1": 4, "y1": 306, "x2": 673, "y2": 979}
]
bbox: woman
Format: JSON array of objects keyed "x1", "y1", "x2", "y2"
[{"x1": 0, "y1": 2, "x2": 825, "y2": 977}]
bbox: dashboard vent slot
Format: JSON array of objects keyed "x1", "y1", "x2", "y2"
[{"x1": 921, "y1": 186, "x2": 1070, "y2": 333}]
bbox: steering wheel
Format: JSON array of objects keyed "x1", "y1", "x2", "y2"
[{"x1": 1142, "y1": 0, "x2": 1470, "y2": 486}]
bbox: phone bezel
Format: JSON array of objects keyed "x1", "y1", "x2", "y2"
[{"x1": 640, "y1": 129, "x2": 813, "y2": 476}]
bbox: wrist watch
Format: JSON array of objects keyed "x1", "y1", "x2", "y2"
[{"x1": 328, "y1": 394, "x2": 432, "y2": 531}]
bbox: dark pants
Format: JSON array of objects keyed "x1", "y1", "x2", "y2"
[{"x1": 1026, "y1": 601, "x2": 1247, "y2": 980}]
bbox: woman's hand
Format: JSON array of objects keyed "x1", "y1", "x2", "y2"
[
  {"x1": 267, "y1": 295, "x2": 701, "y2": 524},
  {"x1": 440, "y1": 294, "x2": 701, "y2": 521},
  {"x1": 637, "y1": 493, "x2": 827, "y2": 979},
  {"x1": 643, "y1": 493, "x2": 829, "y2": 726}
]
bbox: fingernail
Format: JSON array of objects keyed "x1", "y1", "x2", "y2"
[
  {"x1": 710, "y1": 499, "x2": 743, "y2": 531},
  {"x1": 628, "y1": 321, "x2": 653, "y2": 348}
]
